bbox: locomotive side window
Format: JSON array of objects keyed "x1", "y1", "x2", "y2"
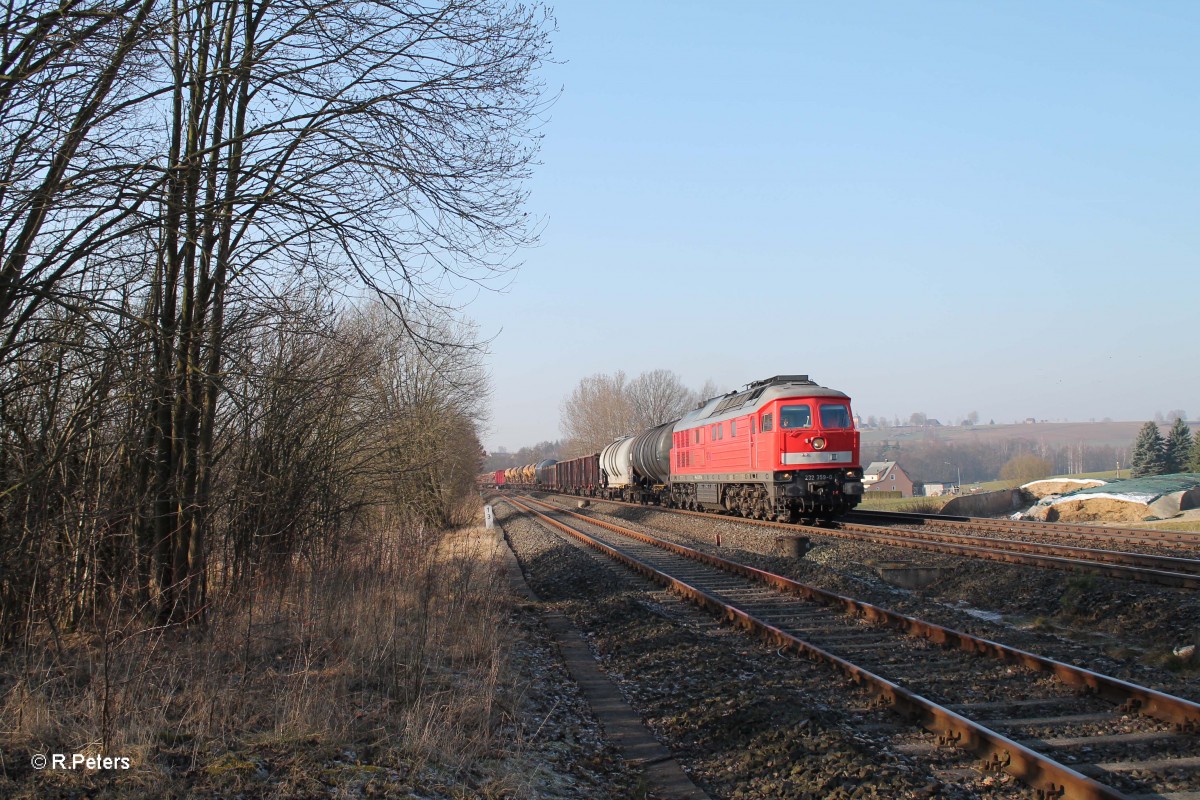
[
  {"x1": 819, "y1": 404, "x2": 851, "y2": 429},
  {"x1": 779, "y1": 404, "x2": 812, "y2": 429},
  {"x1": 731, "y1": 420, "x2": 737, "y2": 436},
  {"x1": 762, "y1": 413, "x2": 773, "y2": 432}
]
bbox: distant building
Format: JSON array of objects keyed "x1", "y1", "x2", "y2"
[
  {"x1": 921, "y1": 482, "x2": 950, "y2": 497},
  {"x1": 862, "y1": 461, "x2": 915, "y2": 498}
]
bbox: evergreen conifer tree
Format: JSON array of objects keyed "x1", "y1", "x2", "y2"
[
  {"x1": 1163, "y1": 418, "x2": 1193, "y2": 473},
  {"x1": 1130, "y1": 421, "x2": 1167, "y2": 477},
  {"x1": 1191, "y1": 430, "x2": 1200, "y2": 473}
]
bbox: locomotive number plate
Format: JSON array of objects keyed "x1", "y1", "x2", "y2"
[{"x1": 803, "y1": 473, "x2": 835, "y2": 482}]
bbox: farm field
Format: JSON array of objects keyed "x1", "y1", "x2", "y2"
[{"x1": 860, "y1": 420, "x2": 1171, "y2": 449}]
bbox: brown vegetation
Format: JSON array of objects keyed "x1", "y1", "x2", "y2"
[{"x1": 1, "y1": 521, "x2": 530, "y2": 798}]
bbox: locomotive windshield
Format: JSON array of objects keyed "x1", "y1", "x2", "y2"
[
  {"x1": 819, "y1": 403, "x2": 851, "y2": 429},
  {"x1": 779, "y1": 404, "x2": 812, "y2": 429}
]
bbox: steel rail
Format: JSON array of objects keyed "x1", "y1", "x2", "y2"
[{"x1": 502, "y1": 496, "x2": 1155, "y2": 800}]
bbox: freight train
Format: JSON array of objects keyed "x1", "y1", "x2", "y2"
[{"x1": 485, "y1": 375, "x2": 864, "y2": 522}]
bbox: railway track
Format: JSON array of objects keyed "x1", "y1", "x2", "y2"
[
  {"x1": 515, "y1": 492, "x2": 1200, "y2": 589},
  {"x1": 502, "y1": 494, "x2": 1200, "y2": 800},
  {"x1": 847, "y1": 510, "x2": 1200, "y2": 553}
]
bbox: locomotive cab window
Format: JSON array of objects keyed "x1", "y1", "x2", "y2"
[
  {"x1": 819, "y1": 404, "x2": 851, "y2": 429},
  {"x1": 779, "y1": 404, "x2": 811, "y2": 429},
  {"x1": 762, "y1": 413, "x2": 773, "y2": 432}
]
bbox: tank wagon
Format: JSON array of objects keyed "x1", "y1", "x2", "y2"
[
  {"x1": 552, "y1": 375, "x2": 863, "y2": 521},
  {"x1": 499, "y1": 460, "x2": 558, "y2": 491}
]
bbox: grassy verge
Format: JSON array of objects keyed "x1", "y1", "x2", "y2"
[
  {"x1": 1, "y1": 523, "x2": 527, "y2": 798},
  {"x1": 856, "y1": 496, "x2": 955, "y2": 513}
]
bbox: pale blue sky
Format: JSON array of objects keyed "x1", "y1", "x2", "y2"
[{"x1": 465, "y1": 1, "x2": 1198, "y2": 452}]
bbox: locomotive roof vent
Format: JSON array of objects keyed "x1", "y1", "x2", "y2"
[
  {"x1": 709, "y1": 384, "x2": 770, "y2": 416},
  {"x1": 744, "y1": 374, "x2": 813, "y2": 389}
]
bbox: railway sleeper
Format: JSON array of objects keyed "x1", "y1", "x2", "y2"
[
  {"x1": 1076, "y1": 754, "x2": 1200, "y2": 776},
  {"x1": 1018, "y1": 729, "x2": 1198, "y2": 752}
]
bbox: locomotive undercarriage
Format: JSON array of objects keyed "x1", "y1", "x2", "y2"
[
  {"x1": 591, "y1": 470, "x2": 862, "y2": 521},
  {"x1": 666, "y1": 474, "x2": 859, "y2": 522}
]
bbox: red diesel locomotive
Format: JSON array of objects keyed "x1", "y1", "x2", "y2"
[{"x1": 495, "y1": 375, "x2": 864, "y2": 522}]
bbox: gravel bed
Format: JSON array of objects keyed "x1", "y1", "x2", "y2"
[
  {"x1": 496, "y1": 501, "x2": 1036, "y2": 800},
  {"x1": 541, "y1": 496, "x2": 1200, "y2": 701},
  {"x1": 496, "y1": 603, "x2": 647, "y2": 799}
]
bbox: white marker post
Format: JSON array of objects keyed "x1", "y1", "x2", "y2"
[{"x1": 484, "y1": 504, "x2": 494, "y2": 529}]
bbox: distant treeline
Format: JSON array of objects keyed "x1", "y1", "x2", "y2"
[
  {"x1": 862, "y1": 439, "x2": 1129, "y2": 484},
  {"x1": 487, "y1": 436, "x2": 1130, "y2": 485}
]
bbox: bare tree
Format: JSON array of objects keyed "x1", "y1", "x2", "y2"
[
  {"x1": 0, "y1": 0, "x2": 554, "y2": 634},
  {"x1": 559, "y1": 371, "x2": 634, "y2": 457},
  {"x1": 363, "y1": 304, "x2": 490, "y2": 527},
  {"x1": 690, "y1": 379, "x2": 724, "y2": 408},
  {"x1": 135, "y1": 0, "x2": 551, "y2": 624},
  {"x1": 560, "y1": 370, "x2": 721, "y2": 456},
  {"x1": 0, "y1": 0, "x2": 160, "y2": 367},
  {"x1": 628, "y1": 369, "x2": 694, "y2": 429}
]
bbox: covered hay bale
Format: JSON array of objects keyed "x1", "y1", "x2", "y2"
[{"x1": 1045, "y1": 496, "x2": 1153, "y2": 523}]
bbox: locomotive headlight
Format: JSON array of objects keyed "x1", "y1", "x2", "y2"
[
  {"x1": 777, "y1": 472, "x2": 793, "y2": 482},
  {"x1": 811, "y1": 436, "x2": 826, "y2": 450},
  {"x1": 845, "y1": 468, "x2": 861, "y2": 479}
]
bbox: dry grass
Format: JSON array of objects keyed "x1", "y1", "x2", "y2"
[
  {"x1": 857, "y1": 496, "x2": 954, "y2": 513},
  {"x1": 1, "y1": 522, "x2": 523, "y2": 798}
]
